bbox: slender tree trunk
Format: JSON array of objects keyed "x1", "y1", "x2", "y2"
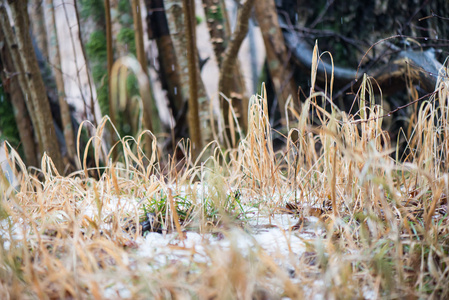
[
  {"x1": 109, "y1": 0, "x2": 143, "y2": 139},
  {"x1": 0, "y1": 26, "x2": 38, "y2": 167},
  {"x1": 104, "y1": 0, "x2": 113, "y2": 115},
  {"x1": 254, "y1": 0, "x2": 297, "y2": 124},
  {"x1": 165, "y1": 0, "x2": 214, "y2": 152},
  {"x1": 104, "y1": 0, "x2": 113, "y2": 77},
  {"x1": 203, "y1": 0, "x2": 248, "y2": 130},
  {"x1": 2, "y1": 2, "x2": 64, "y2": 172},
  {"x1": 0, "y1": 6, "x2": 41, "y2": 150},
  {"x1": 29, "y1": 0, "x2": 49, "y2": 59},
  {"x1": 103, "y1": 0, "x2": 119, "y2": 159},
  {"x1": 182, "y1": 0, "x2": 202, "y2": 157},
  {"x1": 131, "y1": 0, "x2": 160, "y2": 134},
  {"x1": 248, "y1": 18, "x2": 258, "y2": 94},
  {"x1": 72, "y1": 1, "x2": 99, "y2": 127},
  {"x1": 132, "y1": 0, "x2": 148, "y2": 77},
  {"x1": 165, "y1": 1, "x2": 192, "y2": 101},
  {"x1": 202, "y1": 0, "x2": 227, "y2": 64},
  {"x1": 131, "y1": 0, "x2": 162, "y2": 160},
  {"x1": 145, "y1": 0, "x2": 184, "y2": 116},
  {"x1": 218, "y1": 0, "x2": 255, "y2": 147},
  {"x1": 47, "y1": 0, "x2": 76, "y2": 163}
]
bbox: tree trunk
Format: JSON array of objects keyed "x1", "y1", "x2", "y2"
[
  {"x1": 8, "y1": 0, "x2": 64, "y2": 172},
  {"x1": 165, "y1": 0, "x2": 214, "y2": 151},
  {"x1": 145, "y1": 0, "x2": 184, "y2": 117},
  {"x1": 218, "y1": 0, "x2": 255, "y2": 147},
  {"x1": 203, "y1": 0, "x2": 248, "y2": 130},
  {"x1": 254, "y1": 0, "x2": 298, "y2": 124},
  {"x1": 72, "y1": 0, "x2": 100, "y2": 127},
  {"x1": 131, "y1": 0, "x2": 148, "y2": 76},
  {"x1": 132, "y1": 0, "x2": 160, "y2": 133},
  {"x1": 29, "y1": 0, "x2": 49, "y2": 59},
  {"x1": 103, "y1": 0, "x2": 119, "y2": 159},
  {"x1": 47, "y1": 0, "x2": 76, "y2": 164},
  {"x1": 0, "y1": 6, "x2": 41, "y2": 149},
  {"x1": 0, "y1": 27, "x2": 38, "y2": 167},
  {"x1": 104, "y1": 0, "x2": 113, "y2": 108},
  {"x1": 182, "y1": 0, "x2": 202, "y2": 158}
]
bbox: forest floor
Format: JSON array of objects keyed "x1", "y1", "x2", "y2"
[{"x1": 1, "y1": 79, "x2": 449, "y2": 298}]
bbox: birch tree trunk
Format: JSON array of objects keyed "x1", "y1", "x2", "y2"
[
  {"x1": 73, "y1": 0, "x2": 101, "y2": 127},
  {"x1": 46, "y1": 0, "x2": 76, "y2": 163},
  {"x1": 132, "y1": 0, "x2": 160, "y2": 134},
  {"x1": 165, "y1": 0, "x2": 214, "y2": 153}
]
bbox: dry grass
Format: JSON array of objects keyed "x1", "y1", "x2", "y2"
[{"x1": 1, "y1": 52, "x2": 449, "y2": 299}]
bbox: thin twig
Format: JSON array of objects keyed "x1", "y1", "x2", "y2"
[{"x1": 349, "y1": 90, "x2": 440, "y2": 125}]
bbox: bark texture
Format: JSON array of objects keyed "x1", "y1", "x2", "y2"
[
  {"x1": 73, "y1": 1, "x2": 99, "y2": 127},
  {"x1": 254, "y1": 0, "x2": 297, "y2": 123},
  {"x1": 104, "y1": 0, "x2": 113, "y2": 96},
  {"x1": 29, "y1": 0, "x2": 49, "y2": 59},
  {"x1": 182, "y1": 0, "x2": 202, "y2": 157},
  {"x1": 218, "y1": 0, "x2": 255, "y2": 146},
  {"x1": 132, "y1": 0, "x2": 148, "y2": 77},
  {"x1": 165, "y1": 0, "x2": 214, "y2": 151},
  {"x1": 131, "y1": 0, "x2": 159, "y2": 136},
  {"x1": 145, "y1": 0, "x2": 184, "y2": 116},
  {"x1": 3, "y1": 2, "x2": 64, "y2": 172},
  {"x1": 47, "y1": 0, "x2": 76, "y2": 162},
  {"x1": 104, "y1": 0, "x2": 118, "y2": 157},
  {"x1": 0, "y1": 24, "x2": 38, "y2": 167},
  {"x1": 203, "y1": 0, "x2": 248, "y2": 130}
]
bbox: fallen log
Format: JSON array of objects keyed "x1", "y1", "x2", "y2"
[{"x1": 280, "y1": 18, "x2": 447, "y2": 95}]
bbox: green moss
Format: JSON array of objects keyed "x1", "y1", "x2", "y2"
[
  {"x1": 0, "y1": 87, "x2": 21, "y2": 151},
  {"x1": 126, "y1": 73, "x2": 139, "y2": 98},
  {"x1": 117, "y1": 28, "x2": 136, "y2": 55},
  {"x1": 206, "y1": 6, "x2": 224, "y2": 22},
  {"x1": 79, "y1": 0, "x2": 105, "y2": 23},
  {"x1": 118, "y1": 0, "x2": 133, "y2": 27},
  {"x1": 86, "y1": 31, "x2": 107, "y2": 62},
  {"x1": 85, "y1": 31, "x2": 109, "y2": 117},
  {"x1": 91, "y1": 65, "x2": 105, "y2": 87},
  {"x1": 118, "y1": 0, "x2": 131, "y2": 14},
  {"x1": 97, "y1": 84, "x2": 109, "y2": 118}
]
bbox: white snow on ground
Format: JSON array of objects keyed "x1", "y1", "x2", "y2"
[
  {"x1": 0, "y1": 189, "x2": 377, "y2": 299},
  {"x1": 100, "y1": 209, "x2": 329, "y2": 299},
  {"x1": 78, "y1": 192, "x2": 322, "y2": 266},
  {"x1": 134, "y1": 210, "x2": 316, "y2": 267}
]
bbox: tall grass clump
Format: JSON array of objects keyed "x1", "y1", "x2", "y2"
[{"x1": 0, "y1": 47, "x2": 448, "y2": 298}]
